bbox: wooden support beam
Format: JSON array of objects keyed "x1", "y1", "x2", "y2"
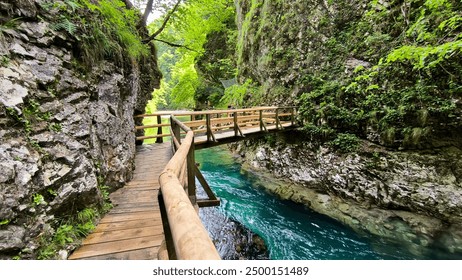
[
  {"x1": 156, "y1": 115, "x2": 163, "y2": 143},
  {"x1": 187, "y1": 140, "x2": 196, "y2": 202},
  {"x1": 136, "y1": 133, "x2": 171, "y2": 141},
  {"x1": 205, "y1": 114, "x2": 216, "y2": 142},
  {"x1": 171, "y1": 116, "x2": 181, "y2": 145},
  {"x1": 197, "y1": 199, "x2": 220, "y2": 207},
  {"x1": 135, "y1": 123, "x2": 170, "y2": 130},
  {"x1": 194, "y1": 165, "x2": 218, "y2": 200},
  {"x1": 275, "y1": 108, "x2": 283, "y2": 130}
]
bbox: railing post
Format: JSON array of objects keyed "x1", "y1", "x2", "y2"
[
  {"x1": 187, "y1": 140, "x2": 196, "y2": 204},
  {"x1": 156, "y1": 115, "x2": 163, "y2": 143},
  {"x1": 291, "y1": 107, "x2": 295, "y2": 126},
  {"x1": 206, "y1": 114, "x2": 212, "y2": 142},
  {"x1": 234, "y1": 112, "x2": 238, "y2": 137},
  {"x1": 276, "y1": 108, "x2": 281, "y2": 129},
  {"x1": 171, "y1": 116, "x2": 181, "y2": 145},
  {"x1": 259, "y1": 110, "x2": 263, "y2": 131}
]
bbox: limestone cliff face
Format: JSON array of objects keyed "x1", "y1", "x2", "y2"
[
  {"x1": 0, "y1": 0, "x2": 161, "y2": 258},
  {"x1": 235, "y1": 0, "x2": 367, "y2": 105},
  {"x1": 230, "y1": 133, "x2": 462, "y2": 257},
  {"x1": 233, "y1": 0, "x2": 462, "y2": 257}
]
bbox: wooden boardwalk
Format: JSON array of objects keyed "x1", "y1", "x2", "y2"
[
  {"x1": 69, "y1": 107, "x2": 297, "y2": 260},
  {"x1": 194, "y1": 122, "x2": 294, "y2": 149},
  {"x1": 68, "y1": 143, "x2": 171, "y2": 260}
]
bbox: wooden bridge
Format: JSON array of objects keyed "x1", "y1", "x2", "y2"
[{"x1": 69, "y1": 107, "x2": 297, "y2": 260}]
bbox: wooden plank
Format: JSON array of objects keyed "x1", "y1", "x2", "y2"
[
  {"x1": 108, "y1": 205, "x2": 159, "y2": 215},
  {"x1": 99, "y1": 211, "x2": 161, "y2": 224},
  {"x1": 79, "y1": 247, "x2": 160, "y2": 260},
  {"x1": 69, "y1": 236, "x2": 164, "y2": 259},
  {"x1": 82, "y1": 226, "x2": 163, "y2": 245},
  {"x1": 92, "y1": 219, "x2": 162, "y2": 233}
]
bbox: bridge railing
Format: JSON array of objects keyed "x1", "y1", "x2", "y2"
[
  {"x1": 134, "y1": 106, "x2": 297, "y2": 143},
  {"x1": 158, "y1": 115, "x2": 221, "y2": 260}
]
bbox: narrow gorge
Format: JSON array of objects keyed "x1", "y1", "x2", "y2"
[{"x1": 1, "y1": 0, "x2": 461, "y2": 260}]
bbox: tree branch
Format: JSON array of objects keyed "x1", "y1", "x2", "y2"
[
  {"x1": 153, "y1": 38, "x2": 197, "y2": 52},
  {"x1": 141, "y1": 0, "x2": 154, "y2": 25},
  {"x1": 121, "y1": 0, "x2": 134, "y2": 10},
  {"x1": 143, "y1": 0, "x2": 182, "y2": 43}
]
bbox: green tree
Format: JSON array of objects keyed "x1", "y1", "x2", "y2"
[{"x1": 148, "y1": 0, "x2": 236, "y2": 109}]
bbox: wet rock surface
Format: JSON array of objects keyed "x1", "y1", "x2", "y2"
[
  {"x1": 200, "y1": 207, "x2": 269, "y2": 260},
  {"x1": 230, "y1": 131, "x2": 462, "y2": 257}
]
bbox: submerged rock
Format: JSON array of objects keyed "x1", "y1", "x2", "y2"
[{"x1": 199, "y1": 207, "x2": 269, "y2": 260}]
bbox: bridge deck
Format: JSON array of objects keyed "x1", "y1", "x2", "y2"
[
  {"x1": 68, "y1": 143, "x2": 171, "y2": 260},
  {"x1": 194, "y1": 122, "x2": 293, "y2": 148}
]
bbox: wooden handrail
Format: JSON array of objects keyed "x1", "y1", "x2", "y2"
[
  {"x1": 158, "y1": 116, "x2": 220, "y2": 260},
  {"x1": 135, "y1": 107, "x2": 298, "y2": 142},
  {"x1": 151, "y1": 107, "x2": 297, "y2": 259}
]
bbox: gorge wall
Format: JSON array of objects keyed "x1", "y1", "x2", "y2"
[
  {"x1": 233, "y1": 0, "x2": 462, "y2": 257},
  {"x1": 0, "y1": 0, "x2": 161, "y2": 259}
]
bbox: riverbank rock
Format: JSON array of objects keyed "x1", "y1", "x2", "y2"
[
  {"x1": 230, "y1": 131, "x2": 462, "y2": 257},
  {"x1": 199, "y1": 207, "x2": 269, "y2": 260},
  {"x1": 0, "y1": 1, "x2": 161, "y2": 259}
]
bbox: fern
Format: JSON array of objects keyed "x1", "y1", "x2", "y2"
[
  {"x1": 52, "y1": 17, "x2": 77, "y2": 35},
  {"x1": 65, "y1": 0, "x2": 82, "y2": 12}
]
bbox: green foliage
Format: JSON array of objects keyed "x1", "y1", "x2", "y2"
[
  {"x1": 0, "y1": 55, "x2": 10, "y2": 67},
  {"x1": 149, "y1": 0, "x2": 236, "y2": 109},
  {"x1": 302, "y1": 124, "x2": 336, "y2": 142},
  {"x1": 33, "y1": 194, "x2": 47, "y2": 206},
  {"x1": 48, "y1": 123, "x2": 62, "y2": 132},
  {"x1": 328, "y1": 133, "x2": 361, "y2": 153},
  {"x1": 51, "y1": 16, "x2": 77, "y2": 34},
  {"x1": 0, "y1": 17, "x2": 21, "y2": 39},
  {"x1": 42, "y1": 0, "x2": 150, "y2": 67},
  {"x1": 98, "y1": 185, "x2": 113, "y2": 213},
  {"x1": 0, "y1": 219, "x2": 10, "y2": 226},
  {"x1": 220, "y1": 78, "x2": 258, "y2": 108},
  {"x1": 297, "y1": 0, "x2": 462, "y2": 148},
  {"x1": 37, "y1": 208, "x2": 98, "y2": 260},
  {"x1": 47, "y1": 188, "x2": 58, "y2": 197}
]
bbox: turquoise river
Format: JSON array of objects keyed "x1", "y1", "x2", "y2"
[{"x1": 195, "y1": 146, "x2": 459, "y2": 260}]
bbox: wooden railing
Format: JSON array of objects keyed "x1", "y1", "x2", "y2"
[
  {"x1": 158, "y1": 116, "x2": 220, "y2": 260},
  {"x1": 145, "y1": 107, "x2": 297, "y2": 260},
  {"x1": 135, "y1": 106, "x2": 297, "y2": 143}
]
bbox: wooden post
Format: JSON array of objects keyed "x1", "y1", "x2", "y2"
[
  {"x1": 171, "y1": 116, "x2": 181, "y2": 145},
  {"x1": 206, "y1": 113, "x2": 216, "y2": 142},
  {"x1": 276, "y1": 108, "x2": 282, "y2": 129},
  {"x1": 259, "y1": 110, "x2": 263, "y2": 131},
  {"x1": 206, "y1": 114, "x2": 211, "y2": 142},
  {"x1": 291, "y1": 107, "x2": 295, "y2": 126},
  {"x1": 156, "y1": 115, "x2": 163, "y2": 143},
  {"x1": 187, "y1": 140, "x2": 196, "y2": 205},
  {"x1": 234, "y1": 112, "x2": 238, "y2": 137}
]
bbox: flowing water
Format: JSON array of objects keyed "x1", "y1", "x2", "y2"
[{"x1": 195, "y1": 146, "x2": 457, "y2": 260}]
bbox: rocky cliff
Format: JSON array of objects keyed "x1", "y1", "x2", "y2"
[
  {"x1": 230, "y1": 132, "x2": 462, "y2": 257},
  {"x1": 232, "y1": 0, "x2": 462, "y2": 257},
  {"x1": 0, "y1": 0, "x2": 161, "y2": 259}
]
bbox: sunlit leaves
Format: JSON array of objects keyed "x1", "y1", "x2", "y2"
[{"x1": 148, "y1": 0, "x2": 235, "y2": 109}]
